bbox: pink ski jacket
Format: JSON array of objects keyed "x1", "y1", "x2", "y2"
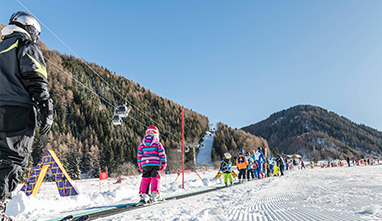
[{"x1": 137, "y1": 135, "x2": 166, "y2": 168}]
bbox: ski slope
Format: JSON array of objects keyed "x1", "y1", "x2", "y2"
[
  {"x1": 196, "y1": 131, "x2": 214, "y2": 167},
  {"x1": 5, "y1": 164, "x2": 382, "y2": 220}
]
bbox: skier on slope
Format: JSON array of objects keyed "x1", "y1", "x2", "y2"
[
  {"x1": 0, "y1": 11, "x2": 53, "y2": 221},
  {"x1": 236, "y1": 150, "x2": 248, "y2": 183},
  {"x1": 137, "y1": 126, "x2": 167, "y2": 203},
  {"x1": 269, "y1": 157, "x2": 274, "y2": 175},
  {"x1": 276, "y1": 155, "x2": 284, "y2": 176},
  {"x1": 253, "y1": 147, "x2": 265, "y2": 179},
  {"x1": 219, "y1": 153, "x2": 234, "y2": 186},
  {"x1": 347, "y1": 156, "x2": 350, "y2": 167},
  {"x1": 245, "y1": 152, "x2": 255, "y2": 181},
  {"x1": 252, "y1": 159, "x2": 258, "y2": 179}
]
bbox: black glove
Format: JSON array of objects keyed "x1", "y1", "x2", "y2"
[{"x1": 39, "y1": 98, "x2": 53, "y2": 135}]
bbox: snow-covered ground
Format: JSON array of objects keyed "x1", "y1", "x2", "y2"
[
  {"x1": 196, "y1": 131, "x2": 214, "y2": 167},
  {"x1": 6, "y1": 164, "x2": 382, "y2": 220}
]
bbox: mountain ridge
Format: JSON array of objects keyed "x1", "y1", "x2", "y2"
[{"x1": 241, "y1": 105, "x2": 382, "y2": 160}]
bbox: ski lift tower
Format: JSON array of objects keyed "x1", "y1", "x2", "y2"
[
  {"x1": 209, "y1": 124, "x2": 214, "y2": 132},
  {"x1": 189, "y1": 143, "x2": 199, "y2": 168}
]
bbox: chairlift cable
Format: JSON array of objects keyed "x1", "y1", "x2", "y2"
[
  {"x1": 45, "y1": 58, "x2": 116, "y2": 109},
  {"x1": 15, "y1": 0, "x2": 183, "y2": 142},
  {"x1": 45, "y1": 58, "x2": 167, "y2": 140}
]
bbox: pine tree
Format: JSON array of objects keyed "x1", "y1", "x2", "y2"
[
  {"x1": 66, "y1": 152, "x2": 81, "y2": 179},
  {"x1": 272, "y1": 147, "x2": 280, "y2": 157}
]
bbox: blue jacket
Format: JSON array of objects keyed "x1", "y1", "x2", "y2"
[
  {"x1": 246, "y1": 157, "x2": 254, "y2": 170},
  {"x1": 254, "y1": 150, "x2": 265, "y2": 162}
]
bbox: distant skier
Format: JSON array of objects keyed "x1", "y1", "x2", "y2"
[
  {"x1": 253, "y1": 147, "x2": 265, "y2": 179},
  {"x1": 260, "y1": 162, "x2": 266, "y2": 178},
  {"x1": 252, "y1": 160, "x2": 258, "y2": 179},
  {"x1": 236, "y1": 150, "x2": 248, "y2": 183},
  {"x1": 269, "y1": 157, "x2": 275, "y2": 175},
  {"x1": 219, "y1": 153, "x2": 234, "y2": 186},
  {"x1": 347, "y1": 156, "x2": 350, "y2": 167},
  {"x1": 276, "y1": 155, "x2": 284, "y2": 176},
  {"x1": 273, "y1": 162, "x2": 280, "y2": 176},
  {"x1": 137, "y1": 126, "x2": 167, "y2": 203},
  {"x1": 245, "y1": 152, "x2": 255, "y2": 181},
  {"x1": 301, "y1": 161, "x2": 305, "y2": 169},
  {"x1": 265, "y1": 157, "x2": 270, "y2": 177}
]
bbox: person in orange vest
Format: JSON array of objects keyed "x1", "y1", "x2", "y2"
[{"x1": 236, "y1": 150, "x2": 248, "y2": 183}]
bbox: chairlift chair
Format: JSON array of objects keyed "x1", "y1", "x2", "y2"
[
  {"x1": 112, "y1": 115, "x2": 122, "y2": 126},
  {"x1": 116, "y1": 105, "x2": 130, "y2": 118}
]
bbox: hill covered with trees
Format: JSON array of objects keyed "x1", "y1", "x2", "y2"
[
  {"x1": 211, "y1": 123, "x2": 269, "y2": 167},
  {"x1": 1, "y1": 24, "x2": 210, "y2": 179},
  {"x1": 241, "y1": 105, "x2": 382, "y2": 161}
]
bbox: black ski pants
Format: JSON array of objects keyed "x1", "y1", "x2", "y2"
[
  {"x1": 0, "y1": 105, "x2": 36, "y2": 200},
  {"x1": 238, "y1": 169, "x2": 246, "y2": 180},
  {"x1": 247, "y1": 169, "x2": 254, "y2": 180}
]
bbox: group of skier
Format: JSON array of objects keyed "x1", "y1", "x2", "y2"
[{"x1": 218, "y1": 147, "x2": 286, "y2": 186}]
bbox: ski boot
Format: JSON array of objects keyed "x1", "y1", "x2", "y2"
[
  {"x1": 0, "y1": 199, "x2": 14, "y2": 221},
  {"x1": 151, "y1": 191, "x2": 163, "y2": 202},
  {"x1": 0, "y1": 215, "x2": 15, "y2": 221},
  {"x1": 139, "y1": 193, "x2": 153, "y2": 204}
]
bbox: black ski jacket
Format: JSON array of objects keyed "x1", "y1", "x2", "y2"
[
  {"x1": 220, "y1": 159, "x2": 232, "y2": 173},
  {"x1": 0, "y1": 31, "x2": 49, "y2": 107},
  {"x1": 276, "y1": 157, "x2": 284, "y2": 167}
]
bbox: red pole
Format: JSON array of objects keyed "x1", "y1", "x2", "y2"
[
  {"x1": 182, "y1": 108, "x2": 185, "y2": 189},
  {"x1": 264, "y1": 142, "x2": 267, "y2": 177}
]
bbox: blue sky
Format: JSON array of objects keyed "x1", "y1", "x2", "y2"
[{"x1": 2, "y1": 0, "x2": 382, "y2": 131}]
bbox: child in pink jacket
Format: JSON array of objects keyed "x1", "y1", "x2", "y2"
[{"x1": 137, "y1": 126, "x2": 167, "y2": 203}]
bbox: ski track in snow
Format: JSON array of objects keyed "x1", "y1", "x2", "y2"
[{"x1": 96, "y1": 165, "x2": 382, "y2": 221}]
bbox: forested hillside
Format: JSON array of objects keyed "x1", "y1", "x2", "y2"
[
  {"x1": 242, "y1": 105, "x2": 382, "y2": 161},
  {"x1": 211, "y1": 123, "x2": 269, "y2": 166},
  {"x1": 1, "y1": 24, "x2": 209, "y2": 179}
]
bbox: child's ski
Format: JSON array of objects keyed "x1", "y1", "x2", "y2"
[
  {"x1": 73, "y1": 215, "x2": 89, "y2": 221},
  {"x1": 60, "y1": 215, "x2": 73, "y2": 221},
  {"x1": 59, "y1": 215, "x2": 89, "y2": 221},
  {"x1": 135, "y1": 198, "x2": 166, "y2": 207}
]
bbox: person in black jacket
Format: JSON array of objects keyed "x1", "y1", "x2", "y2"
[
  {"x1": 276, "y1": 155, "x2": 284, "y2": 176},
  {"x1": 0, "y1": 11, "x2": 53, "y2": 220},
  {"x1": 219, "y1": 153, "x2": 233, "y2": 186}
]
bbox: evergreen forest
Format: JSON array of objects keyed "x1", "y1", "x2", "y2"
[{"x1": 28, "y1": 40, "x2": 210, "y2": 180}]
